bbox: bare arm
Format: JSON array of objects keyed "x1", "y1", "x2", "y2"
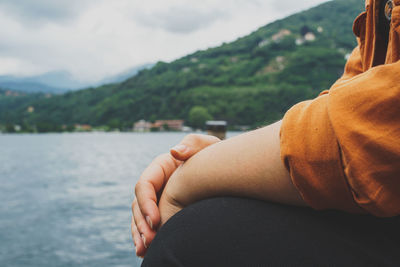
[{"x1": 159, "y1": 120, "x2": 307, "y2": 225}]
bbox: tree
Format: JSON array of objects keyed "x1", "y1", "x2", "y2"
[
  {"x1": 149, "y1": 114, "x2": 157, "y2": 123},
  {"x1": 107, "y1": 118, "x2": 121, "y2": 131},
  {"x1": 188, "y1": 106, "x2": 213, "y2": 130},
  {"x1": 5, "y1": 123, "x2": 15, "y2": 133}
]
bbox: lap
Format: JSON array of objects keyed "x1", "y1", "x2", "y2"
[{"x1": 142, "y1": 197, "x2": 400, "y2": 267}]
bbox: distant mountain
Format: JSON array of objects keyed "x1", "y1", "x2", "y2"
[
  {"x1": 23, "y1": 71, "x2": 85, "y2": 91},
  {"x1": 0, "y1": 0, "x2": 364, "y2": 130},
  {"x1": 0, "y1": 63, "x2": 153, "y2": 94},
  {"x1": 0, "y1": 77, "x2": 62, "y2": 94},
  {"x1": 96, "y1": 63, "x2": 155, "y2": 86}
]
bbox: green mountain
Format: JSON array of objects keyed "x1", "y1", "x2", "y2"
[{"x1": 0, "y1": 0, "x2": 364, "y2": 131}]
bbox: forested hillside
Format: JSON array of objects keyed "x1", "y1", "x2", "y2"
[{"x1": 0, "y1": 0, "x2": 364, "y2": 131}]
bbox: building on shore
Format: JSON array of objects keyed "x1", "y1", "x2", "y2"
[
  {"x1": 133, "y1": 120, "x2": 153, "y2": 132},
  {"x1": 206, "y1": 121, "x2": 227, "y2": 140},
  {"x1": 153, "y1": 120, "x2": 184, "y2": 131},
  {"x1": 75, "y1": 124, "x2": 92, "y2": 132},
  {"x1": 133, "y1": 120, "x2": 185, "y2": 132}
]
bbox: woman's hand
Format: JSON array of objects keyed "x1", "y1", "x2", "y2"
[{"x1": 132, "y1": 134, "x2": 220, "y2": 257}]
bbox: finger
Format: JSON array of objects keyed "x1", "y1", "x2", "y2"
[
  {"x1": 170, "y1": 134, "x2": 220, "y2": 161},
  {"x1": 135, "y1": 153, "x2": 179, "y2": 229},
  {"x1": 133, "y1": 199, "x2": 156, "y2": 248},
  {"x1": 132, "y1": 215, "x2": 146, "y2": 257},
  {"x1": 131, "y1": 214, "x2": 142, "y2": 250}
]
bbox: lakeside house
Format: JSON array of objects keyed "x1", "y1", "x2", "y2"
[
  {"x1": 206, "y1": 121, "x2": 227, "y2": 140},
  {"x1": 153, "y1": 120, "x2": 184, "y2": 131},
  {"x1": 133, "y1": 120, "x2": 153, "y2": 132},
  {"x1": 133, "y1": 120, "x2": 184, "y2": 132},
  {"x1": 75, "y1": 124, "x2": 92, "y2": 131}
]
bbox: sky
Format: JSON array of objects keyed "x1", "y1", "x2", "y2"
[{"x1": 0, "y1": 0, "x2": 329, "y2": 83}]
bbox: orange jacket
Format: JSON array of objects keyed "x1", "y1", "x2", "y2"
[{"x1": 280, "y1": 0, "x2": 400, "y2": 217}]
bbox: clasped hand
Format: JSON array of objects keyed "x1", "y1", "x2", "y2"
[{"x1": 131, "y1": 134, "x2": 220, "y2": 257}]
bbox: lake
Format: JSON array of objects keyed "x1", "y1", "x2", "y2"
[{"x1": 0, "y1": 132, "x2": 238, "y2": 267}]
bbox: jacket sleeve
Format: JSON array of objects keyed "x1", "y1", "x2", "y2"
[
  {"x1": 320, "y1": 46, "x2": 364, "y2": 96},
  {"x1": 336, "y1": 46, "x2": 364, "y2": 83},
  {"x1": 280, "y1": 58, "x2": 400, "y2": 217}
]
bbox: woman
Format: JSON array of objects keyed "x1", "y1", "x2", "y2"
[{"x1": 132, "y1": 0, "x2": 400, "y2": 265}]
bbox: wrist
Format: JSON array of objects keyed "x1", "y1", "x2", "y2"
[{"x1": 164, "y1": 164, "x2": 197, "y2": 207}]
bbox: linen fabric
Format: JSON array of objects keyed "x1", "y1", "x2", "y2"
[{"x1": 280, "y1": 0, "x2": 400, "y2": 217}]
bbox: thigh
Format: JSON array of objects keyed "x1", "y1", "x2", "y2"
[{"x1": 142, "y1": 197, "x2": 400, "y2": 267}]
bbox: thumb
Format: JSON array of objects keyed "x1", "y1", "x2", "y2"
[{"x1": 170, "y1": 134, "x2": 220, "y2": 161}]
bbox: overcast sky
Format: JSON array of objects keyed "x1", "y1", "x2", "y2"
[{"x1": 0, "y1": 0, "x2": 329, "y2": 82}]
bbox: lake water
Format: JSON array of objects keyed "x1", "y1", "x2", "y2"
[{"x1": 0, "y1": 132, "x2": 237, "y2": 267}]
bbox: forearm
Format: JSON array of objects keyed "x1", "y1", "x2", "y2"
[{"x1": 165, "y1": 121, "x2": 306, "y2": 208}]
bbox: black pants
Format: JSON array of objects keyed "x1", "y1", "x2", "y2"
[{"x1": 142, "y1": 197, "x2": 400, "y2": 267}]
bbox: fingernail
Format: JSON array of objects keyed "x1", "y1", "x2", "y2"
[
  {"x1": 171, "y1": 144, "x2": 187, "y2": 153},
  {"x1": 146, "y1": 216, "x2": 153, "y2": 230},
  {"x1": 141, "y1": 234, "x2": 148, "y2": 248}
]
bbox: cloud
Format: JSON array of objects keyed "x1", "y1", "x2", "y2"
[
  {"x1": 134, "y1": 5, "x2": 228, "y2": 34},
  {"x1": 0, "y1": 0, "x2": 96, "y2": 24},
  {"x1": 0, "y1": 0, "x2": 330, "y2": 82},
  {"x1": 0, "y1": 57, "x2": 40, "y2": 76},
  {"x1": 270, "y1": 0, "x2": 330, "y2": 15}
]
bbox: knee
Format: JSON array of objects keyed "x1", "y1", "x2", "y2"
[
  {"x1": 142, "y1": 197, "x2": 242, "y2": 266},
  {"x1": 142, "y1": 197, "x2": 273, "y2": 266}
]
